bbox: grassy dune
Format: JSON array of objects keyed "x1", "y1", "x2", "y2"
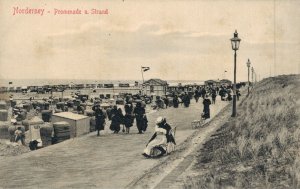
[{"x1": 184, "y1": 75, "x2": 300, "y2": 189}]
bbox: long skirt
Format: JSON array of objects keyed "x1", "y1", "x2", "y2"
[
  {"x1": 143, "y1": 135, "x2": 167, "y2": 155},
  {"x1": 203, "y1": 108, "x2": 210, "y2": 119},
  {"x1": 96, "y1": 119, "x2": 105, "y2": 131},
  {"x1": 110, "y1": 121, "x2": 120, "y2": 132},
  {"x1": 124, "y1": 114, "x2": 133, "y2": 128},
  {"x1": 136, "y1": 115, "x2": 147, "y2": 132}
]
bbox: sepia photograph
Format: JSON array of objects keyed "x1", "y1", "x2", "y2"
[{"x1": 0, "y1": 0, "x2": 299, "y2": 188}]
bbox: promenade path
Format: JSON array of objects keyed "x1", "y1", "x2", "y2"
[{"x1": 0, "y1": 97, "x2": 228, "y2": 189}]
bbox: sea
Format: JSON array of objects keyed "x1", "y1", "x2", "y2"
[{"x1": 0, "y1": 79, "x2": 205, "y2": 87}]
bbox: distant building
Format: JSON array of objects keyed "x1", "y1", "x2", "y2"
[
  {"x1": 71, "y1": 84, "x2": 85, "y2": 90},
  {"x1": 0, "y1": 87, "x2": 7, "y2": 93},
  {"x1": 220, "y1": 79, "x2": 232, "y2": 86},
  {"x1": 119, "y1": 83, "x2": 130, "y2": 87},
  {"x1": 204, "y1": 79, "x2": 220, "y2": 86},
  {"x1": 103, "y1": 84, "x2": 114, "y2": 88},
  {"x1": 168, "y1": 81, "x2": 204, "y2": 94},
  {"x1": 85, "y1": 84, "x2": 93, "y2": 89},
  {"x1": 143, "y1": 79, "x2": 168, "y2": 96}
]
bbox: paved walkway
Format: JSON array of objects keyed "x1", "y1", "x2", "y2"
[
  {"x1": 154, "y1": 105, "x2": 232, "y2": 189},
  {"x1": 0, "y1": 97, "x2": 228, "y2": 189},
  {"x1": 128, "y1": 95, "x2": 245, "y2": 189}
]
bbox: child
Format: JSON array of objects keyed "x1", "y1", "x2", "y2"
[{"x1": 14, "y1": 126, "x2": 25, "y2": 145}]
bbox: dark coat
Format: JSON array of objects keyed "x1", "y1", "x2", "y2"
[
  {"x1": 124, "y1": 103, "x2": 133, "y2": 114},
  {"x1": 93, "y1": 107, "x2": 106, "y2": 131},
  {"x1": 110, "y1": 108, "x2": 123, "y2": 132},
  {"x1": 183, "y1": 95, "x2": 190, "y2": 107},
  {"x1": 173, "y1": 97, "x2": 179, "y2": 108},
  {"x1": 133, "y1": 106, "x2": 147, "y2": 131},
  {"x1": 203, "y1": 98, "x2": 211, "y2": 119}
]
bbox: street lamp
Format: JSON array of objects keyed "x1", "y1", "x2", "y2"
[
  {"x1": 230, "y1": 30, "x2": 241, "y2": 117},
  {"x1": 246, "y1": 59, "x2": 251, "y2": 96}
]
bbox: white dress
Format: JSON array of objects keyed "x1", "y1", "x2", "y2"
[{"x1": 143, "y1": 126, "x2": 167, "y2": 155}]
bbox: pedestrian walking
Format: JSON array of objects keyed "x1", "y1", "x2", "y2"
[
  {"x1": 194, "y1": 89, "x2": 200, "y2": 103},
  {"x1": 173, "y1": 95, "x2": 179, "y2": 108},
  {"x1": 124, "y1": 101, "x2": 134, "y2": 133},
  {"x1": 183, "y1": 92, "x2": 190, "y2": 107},
  {"x1": 133, "y1": 102, "x2": 147, "y2": 134},
  {"x1": 227, "y1": 89, "x2": 232, "y2": 101},
  {"x1": 219, "y1": 87, "x2": 226, "y2": 101},
  {"x1": 92, "y1": 104, "x2": 106, "y2": 136},
  {"x1": 110, "y1": 106, "x2": 122, "y2": 133},
  {"x1": 211, "y1": 90, "x2": 217, "y2": 104},
  {"x1": 163, "y1": 97, "x2": 169, "y2": 108},
  {"x1": 202, "y1": 95, "x2": 211, "y2": 119},
  {"x1": 237, "y1": 89, "x2": 241, "y2": 101},
  {"x1": 201, "y1": 88, "x2": 207, "y2": 99}
]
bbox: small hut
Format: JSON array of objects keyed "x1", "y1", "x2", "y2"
[
  {"x1": 143, "y1": 79, "x2": 168, "y2": 96},
  {"x1": 205, "y1": 79, "x2": 220, "y2": 86},
  {"x1": 220, "y1": 79, "x2": 232, "y2": 86}
]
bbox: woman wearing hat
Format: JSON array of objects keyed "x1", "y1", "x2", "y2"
[
  {"x1": 133, "y1": 102, "x2": 147, "y2": 134},
  {"x1": 202, "y1": 95, "x2": 212, "y2": 119},
  {"x1": 92, "y1": 104, "x2": 106, "y2": 136},
  {"x1": 109, "y1": 105, "x2": 123, "y2": 134},
  {"x1": 124, "y1": 100, "x2": 134, "y2": 133}
]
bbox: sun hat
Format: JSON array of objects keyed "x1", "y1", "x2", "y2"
[{"x1": 156, "y1": 116, "x2": 164, "y2": 124}]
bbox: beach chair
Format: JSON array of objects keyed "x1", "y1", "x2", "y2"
[{"x1": 191, "y1": 118, "x2": 205, "y2": 129}]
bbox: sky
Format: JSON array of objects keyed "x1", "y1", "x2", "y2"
[{"x1": 0, "y1": 0, "x2": 299, "y2": 83}]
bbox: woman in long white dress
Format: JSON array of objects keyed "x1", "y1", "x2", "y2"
[{"x1": 143, "y1": 117, "x2": 176, "y2": 158}]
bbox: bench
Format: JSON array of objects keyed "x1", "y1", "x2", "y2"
[{"x1": 191, "y1": 119, "x2": 205, "y2": 129}]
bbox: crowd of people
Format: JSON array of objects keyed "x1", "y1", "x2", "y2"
[
  {"x1": 92, "y1": 96, "x2": 148, "y2": 136},
  {"x1": 8, "y1": 83, "x2": 243, "y2": 159},
  {"x1": 91, "y1": 84, "x2": 241, "y2": 137},
  {"x1": 10, "y1": 84, "x2": 240, "y2": 144}
]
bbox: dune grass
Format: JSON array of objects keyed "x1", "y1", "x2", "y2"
[{"x1": 184, "y1": 74, "x2": 300, "y2": 189}]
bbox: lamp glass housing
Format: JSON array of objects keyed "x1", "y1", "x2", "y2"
[
  {"x1": 247, "y1": 59, "x2": 251, "y2": 67},
  {"x1": 231, "y1": 30, "x2": 241, "y2": 51}
]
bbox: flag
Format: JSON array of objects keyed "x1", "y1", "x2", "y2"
[
  {"x1": 142, "y1": 66, "x2": 150, "y2": 72},
  {"x1": 9, "y1": 82, "x2": 13, "y2": 84}
]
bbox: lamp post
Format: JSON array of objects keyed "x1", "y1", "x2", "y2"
[
  {"x1": 246, "y1": 59, "x2": 251, "y2": 96},
  {"x1": 230, "y1": 30, "x2": 241, "y2": 117}
]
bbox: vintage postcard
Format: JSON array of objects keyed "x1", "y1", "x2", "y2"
[{"x1": 0, "y1": 0, "x2": 299, "y2": 189}]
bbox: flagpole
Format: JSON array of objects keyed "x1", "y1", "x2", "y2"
[
  {"x1": 140, "y1": 66, "x2": 150, "y2": 95},
  {"x1": 141, "y1": 66, "x2": 145, "y2": 83}
]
